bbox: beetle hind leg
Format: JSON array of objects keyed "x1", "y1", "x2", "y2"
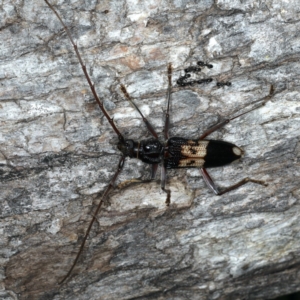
[{"x1": 200, "y1": 168, "x2": 268, "y2": 195}]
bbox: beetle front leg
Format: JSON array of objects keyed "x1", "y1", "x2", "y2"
[
  {"x1": 118, "y1": 163, "x2": 170, "y2": 206},
  {"x1": 117, "y1": 164, "x2": 159, "y2": 189},
  {"x1": 120, "y1": 85, "x2": 159, "y2": 139}
]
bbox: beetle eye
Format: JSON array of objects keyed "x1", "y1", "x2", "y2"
[{"x1": 125, "y1": 140, "x2": 133, "y2": 149}]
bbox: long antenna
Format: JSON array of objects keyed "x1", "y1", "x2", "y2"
[
  {"x1": 59, "y1": 156, "x2": 125, "y2": 285},
  {"x1": 120, "y1": 85, "x2": 159, "y2": 139},
  {"x1": 44, "y1": 0, "x2": 126, "y2": 284},
  {"x1": 44, "y1": 0, "x2": 124, "y2": 142}
]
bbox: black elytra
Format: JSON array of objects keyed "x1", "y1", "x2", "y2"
[{"x1": 165, "y1": 138, "x2": 243, "y2": 169}]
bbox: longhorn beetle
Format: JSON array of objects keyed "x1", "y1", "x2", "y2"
[{"x1": 44, "y1": 0, "x2": 274, "y2": 284}]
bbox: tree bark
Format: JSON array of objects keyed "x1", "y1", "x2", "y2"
[{"x1": 1, "y1": 0, "x2": 300, "y2": 299}]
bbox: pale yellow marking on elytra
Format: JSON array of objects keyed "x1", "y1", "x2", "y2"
[
  {"x1": 181, "y1": 140, "x2": 209, "y2": 157},
  {"x1": 178, "y1": 158, "x2": 205, "y2": 167},
  {"x1": 232, "y1": 146, "x2": 243, "y2": 156}
]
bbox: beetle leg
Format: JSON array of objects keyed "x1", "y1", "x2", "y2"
[
  {"x1": 200, "y1": 168, "x2": 268, "y2": 195},
  {"x1": 117, "y1": 163, "x2": 170, "y2": 205},
  {"x1": 161, "y1": 165, "x2": 171, "y2": 206},
  {"x1": 164, "y1": 63, "x2": 172, "y2": 141},
  {"x1": 198, "y1": 85, "x2": 274, "y2": 140},
  {"x1": 117, "y1": 164, "x2": 159, "y2": 189},
  {"x1": 120, "y1": 85, "x2": 159, "y2": 139}
]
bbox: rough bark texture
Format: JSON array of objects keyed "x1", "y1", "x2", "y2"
[{"x1": 1, "y1": 0, "x2": 300, "y2": 299}]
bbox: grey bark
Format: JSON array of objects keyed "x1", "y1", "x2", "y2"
[{"x1": 1, "y1": 0, "x2": 300, "y2": 299}]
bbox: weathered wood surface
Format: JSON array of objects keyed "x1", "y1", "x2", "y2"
[{"x1": 1, "y1": 1, "x2": 300, "y2": 299}]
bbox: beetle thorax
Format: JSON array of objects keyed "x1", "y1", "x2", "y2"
[{"x1": 117, "y1": 138, "x2": 163, "y2": 164}]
